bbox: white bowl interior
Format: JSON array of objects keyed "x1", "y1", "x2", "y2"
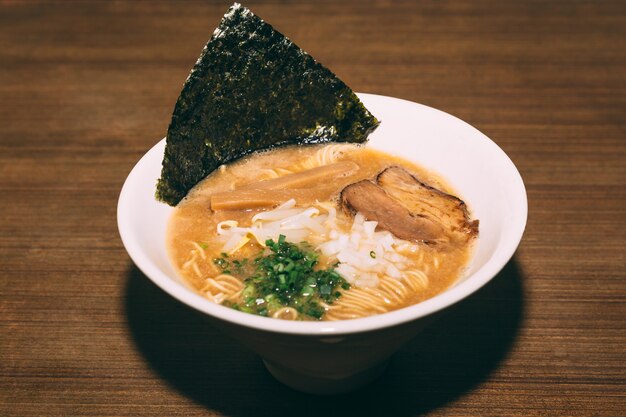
[{"x1": 118, "y1": 94, "x2": 527, "y2": 335}]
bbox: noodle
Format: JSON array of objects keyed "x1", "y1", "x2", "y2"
[
  {"x1": 201, "y1": 274, "x2": 244, "y2": 304},
  {"x1": 272, "y1": 307, "x2": 299, "y2": 320},
  {"x1": 325, "y1": 269, "x2": 430, "y2": 321},
  {"x1": 296, "y1": 143, "x2": 359, "y2": 170},
  {"x1": 190, "y1": 241, "x2": 207, "y2": 260}
]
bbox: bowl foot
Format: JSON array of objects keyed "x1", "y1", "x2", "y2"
[{"x1": 263, "y1": 358, "x2": 389, "y2": 395}]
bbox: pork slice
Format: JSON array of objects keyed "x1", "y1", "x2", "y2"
[
  {"x1": 376, "y1": 166, "x2": 478, "y2": 243},
  {"x1": 340, "y1": 180, "x2": 445, "y2": 243}
]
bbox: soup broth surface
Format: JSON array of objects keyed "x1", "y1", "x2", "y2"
[{"x1": 168, "y1": 144, "x2": 474, "y2": 320}]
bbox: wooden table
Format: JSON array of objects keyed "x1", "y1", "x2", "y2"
[{"x1": 1, "y1": 1, "x2": 624, "y2": 415}]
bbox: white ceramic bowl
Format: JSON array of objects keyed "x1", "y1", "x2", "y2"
[{"x1": 117, "y1": 94, "x2": 527, "y2": 394}]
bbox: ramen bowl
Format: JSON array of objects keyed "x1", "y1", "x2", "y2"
[{"x1": 117, "y1": 93, "x2": 527, "y2": 394}]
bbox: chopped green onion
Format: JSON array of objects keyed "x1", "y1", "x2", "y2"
[{"x1": 219, "y1": 235, "x2": 349, "y2": 320}]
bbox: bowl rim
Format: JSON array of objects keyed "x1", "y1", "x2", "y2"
[{"x1": 117, "y1": 93, "x2": 527, "y2": 336}]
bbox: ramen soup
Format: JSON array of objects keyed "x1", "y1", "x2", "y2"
[{"x1": 168, "y1": 144, "x2": 478, "y2": 321}]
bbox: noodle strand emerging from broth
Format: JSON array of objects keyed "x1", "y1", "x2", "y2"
[
  {"x1": 182, "y1": 241, "x2": 210, "y2": 278},
  {"x1": 272, "y1": 307, "x2": 299, "y2": 320},
  {"x1": 325, "y1": 269, "x2": 430, "y2": 321},
  {"x1": 201, "y1": 274, "x2": 244, "y2": 304},
  {"x1": 295, "y1": 144, "x2": 360, "y2": 170}
]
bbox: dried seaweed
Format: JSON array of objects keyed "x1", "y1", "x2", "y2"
[{"x1": 156, "y1": 3, "x2": 379, "y2": 206}]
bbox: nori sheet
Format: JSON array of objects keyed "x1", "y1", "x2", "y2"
[{"x1": 156, "y1": 3, "x2": 380, "y2": 206}]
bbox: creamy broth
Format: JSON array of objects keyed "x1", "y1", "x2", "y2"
[{"x1": 168, "y1": 144, "x2": 474, "y2": 320}]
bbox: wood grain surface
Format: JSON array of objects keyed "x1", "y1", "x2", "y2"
[{"x1": 1, "y1": 1, "x2": 624, "y2": 416}]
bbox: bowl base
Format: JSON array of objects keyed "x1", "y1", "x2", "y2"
[{"x1": 263, "y1": 358, "x2": 389, "y2": 395}]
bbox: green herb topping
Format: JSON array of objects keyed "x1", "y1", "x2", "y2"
[{"x1": 217, "y1": 235, "x2": 349, "y2": 320}]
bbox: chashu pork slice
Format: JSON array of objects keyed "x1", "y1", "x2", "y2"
[
  {"x1": 340, "y1": 180, "x2": 445, "y2": 244},
  {"x1": 376, "y1": 166, "x2": 478, "y2": 243}
]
